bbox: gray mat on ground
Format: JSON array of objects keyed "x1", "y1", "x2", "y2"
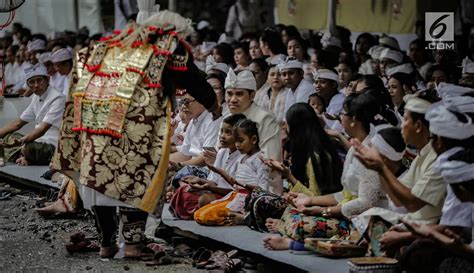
[
  {"x1": 161, "y1": 204, "x2": 348, "y2": 273},
  {"x1": 0, "y1": 163, "x2": 59, "y2": 189}
]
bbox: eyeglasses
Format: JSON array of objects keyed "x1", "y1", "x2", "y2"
[
  {"x1": 26, "y1": 77, "x2": 46, "y2": 87},
  {"x1": 177, "y1": 98, "x2": 196, "y2": 107}
]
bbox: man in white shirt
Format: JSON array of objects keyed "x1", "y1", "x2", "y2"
[
  {"x1": 10, "y1": 40, "x2": 46, "y2": 96},
  {"x1": 170, "y1": 89, "x2": 222, "y2": 167},
  {"x1": 0, "y1": 64, "x2": 65, "y2": 165},
  {"x1": 51, "y1": 48, "x2": 73, "y2": 98},
  {"x1": 224, "y1": 69, "x2": 283, "y2": 194},
  {"x1": 280, "y1": 57, "x2": 315, "y2": 116}
]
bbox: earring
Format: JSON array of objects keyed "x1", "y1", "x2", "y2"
[
  {"x1": 416, "y1": 129, "x2": 421, "y2": 133},
  {"x1": 350, "y1": 122, "x2": 355, "y2": 128}
]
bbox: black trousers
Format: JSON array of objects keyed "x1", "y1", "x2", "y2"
[{"x1": 91, "y1": 206, "x2": 148, "y2": 247}]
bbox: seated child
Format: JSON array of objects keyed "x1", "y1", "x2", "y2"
[
  {"x1": 169, "y1": 114, "x2": 246, "y2": 219},
  {"x1": 194, "y1": 119, "x2": 271, "y2": 226}
]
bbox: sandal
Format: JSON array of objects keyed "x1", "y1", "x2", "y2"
[
  {"x1": 192, "y1": 247, "x2": 212, "y2": 267},
  {"x1": 200, "y1": 250, "x2": 238, "y2": 270},
  {"x1": 171, "y1": 243, "x2": 193, "y2": 258},
  {"x1": 207, "y1": 257, "x2": 242, "y2": 272},
  {"x1": 65, "y1": 233, "x2": 100, "y2": 254},
  {"x1": 124, "y1": 245, "x2": 156, "y2": 261}
]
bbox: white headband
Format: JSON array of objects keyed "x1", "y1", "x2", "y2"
[
  {"x1": 27, "y1": 39, "x2": 46, "y2": 52},
  {"x1": 380, "y1": 48, "x2": 403, "y2": 63},
  {"x1": 51, "y1": 48, "x2": 72, "y2": 63},
  {"x1": 379, "y1": 36, "x2": 400, "y2": 50},
  {"x1": 278, "y1": 58, "x2": 303, "y2": 71},
  {"x1": 437, "y1": 83, "x2": 474, "y2": 100},
  {"x1": 224, "y1": 69, "x2": 256, "y2": 91},
  {"x1": 38, "y1": 52, "x2": 51, "y2": 64},
  {"x1": 24, "y1": 63, "x2": 48, "y2": 80},
  {"x1": 461, "y1": 57, "x2": 474, "y2": 74},
  {"x1": 386, "y1": 63, "x2": 414, "y2": 77},
  {"x1": 313, "y1": 69, "x2": 339, "y2": 84},
  {"x1": 368, "y1": 46, "x2": 385, "y2": 60},
  {"x1": 434, "y1": 147, "x2": 474, "y2": 184},
  {"x1": 371, "y1": 134, "x2": 404, "y2": 161},
  {"x1": 205, "y1": 55, "x2": 229, "y2": 75},
  {"x1": 404, "y1": 95, "x2": 431, "y2": 114},
  {"x1": 426, "y1": 104, "x2": 474, "y2": 139}
]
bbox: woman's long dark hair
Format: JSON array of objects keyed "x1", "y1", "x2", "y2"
[{"x1": 286, "y1": 103, "x2": 343, "y2": 194}]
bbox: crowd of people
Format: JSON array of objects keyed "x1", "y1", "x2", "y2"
[{"x1": 0, "y1": 2, "x2": 474, "y2": 272}]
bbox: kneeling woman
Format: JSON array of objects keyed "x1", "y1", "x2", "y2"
[
  {"x1": 263, "y1": 92, "x2": 388, "y2": 250},
  {"x1": 194, "y1": 119, "x2": 271, "y2": 226}
]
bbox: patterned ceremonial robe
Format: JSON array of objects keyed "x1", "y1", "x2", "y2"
[{"x1": 52, "y1": 21, "x2": 216, "y2": 215}]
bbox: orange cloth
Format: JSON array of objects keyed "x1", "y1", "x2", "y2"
[{"x1": 194, "y1": 191, "x2": 238, "y2": 226}]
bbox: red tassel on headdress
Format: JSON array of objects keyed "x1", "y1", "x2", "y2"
[{"x1": 85, "y1": 63, "x2": 101, "y2": 73}]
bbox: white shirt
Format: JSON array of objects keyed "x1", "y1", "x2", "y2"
[
  {"x1": 207, "y1": 148, "x2": 241, "y2": 189},
  {"x1": 439, "y1": 187, "x2": 473, "y2": 228},
  {"x1": 253, "y1": 82, "x2": 271, "y2": 111},
  {"x1": 283, "y1": 79, "x2": 315, "y2": 116},
  {"x1": 49, "y1": 72, "x2": 64, "y2": 92},
  {"x1": 19, "y1": 85, "x2": 66, "y2": 146},
  {"x1": 62, "y1": 72, "x2": 72, "y2": 97},
  {"x1": 241, "y1": 103, "x2": 281, "y2": 161},
  {"x1": 324, "y1": 92, "x2": 346, "y2": 129},
  {"x1": 234, "y1": 151, "x2": 270, "y2": 191},
  {"x1": 12, "y1": 62, "x2": 31, "y2": 93},
  {"x1": 179, "y1": 110, "x2": 222, "y2": 157},
  {"x1": 3, "y1": 62, "x2": 20, "y2": 86}
]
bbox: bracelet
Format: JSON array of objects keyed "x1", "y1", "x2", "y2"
[{"x1": 322, "y1": 207, "x2": 332, "y2": 217}]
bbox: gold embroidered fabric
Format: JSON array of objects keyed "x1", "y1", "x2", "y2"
[{"x1": 53, "y1": 24, "x2": 189, "y2": 213}]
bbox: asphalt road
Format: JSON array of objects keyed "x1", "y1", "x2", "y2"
[{"x1": 0, "y1": 184, "x2": 203, "y2": 273}]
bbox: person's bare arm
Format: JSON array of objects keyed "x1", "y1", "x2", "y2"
[
  {"x1": 0, "y1": 118, "x2": 27, "y2": 138},
  {"x1": 20, "y1": 122, "x2": 52, "y2": 143}
]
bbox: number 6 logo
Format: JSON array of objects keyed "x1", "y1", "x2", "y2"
[
  {"x1": 425, "y1": 13, "x2": 454, "y2": 42},
  {"x1": 429, "y1": 14, "x2": 449, "y2": 39}
]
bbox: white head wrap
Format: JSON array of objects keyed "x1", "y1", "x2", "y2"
[
  {"x1": 38, "y1": 52, "x2": 52, "y2": 64},
  {"x1": 24, "y1": 64, "x2": 48, "y2": 80},
  {"x1": 380, "y1": 48, "x2": 403, "y2": 64},
  {"x1": 437, "y1": 82, "x2": 474, "y2": 100},
  {"x1": 200, "y1": 41, "x2": 217, "y2": 56},
  {"x1": 368, "y1": 46, "x2": 385, "y2": 60},
  {"x1": 197, "y1": 20, "x2": 210, "y2": 30},
  {"x1": 386, "y1": 63, "x2": 414, "y2": 77},
  {"x1": 27, "y1": 39, "x2": 46, "y2": 52},
  {"x1": 434, "y1": 147, "x2": 474, "y2": 184},
  {"x1": 137, "y1": 1, "x2": 193, "y2": 37},
  {"x1": 461, "y1": 57, "x2": 474, "y2": 74},
  {"x1": 51, "y1": 48, "x2": 72, "y2": 63},
  {"x1": 224, "y1": 69, "x2": 256, "y2": 91},
  {"x1": 379, "y1": 35, "x2": 400, "y2": 50},
  {"x1": 205, "y1": 55, "x2": 229, "y2": 75},
  {"x1": 426, "y1": 84, "x2": 474, "y2": 140},
  {"x1": 277, "y1": 57, "x2": 303, "y2": 71},
  {"x1": 321, "y1": 33, "x2": 342, "y2": 48},
  {"x1": 312, "y1": 69, "x2": 339, "y2": 86},
  {"x1": 426, "y1": 104, "x2": 474, "y2": 139},
  {"x1": 371, "y1": 133, "x2": 404, "y2": 161},
  {"x1": 218, "y1": 33, "x2": 236, "y2": 44},
  {"x1": 403, "y1": 94, "x2": 432, "y2": 114}
]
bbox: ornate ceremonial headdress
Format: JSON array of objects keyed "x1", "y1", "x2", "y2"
[{"x1": 70, "y1": 0, "x2": 195, "y2": 138}]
